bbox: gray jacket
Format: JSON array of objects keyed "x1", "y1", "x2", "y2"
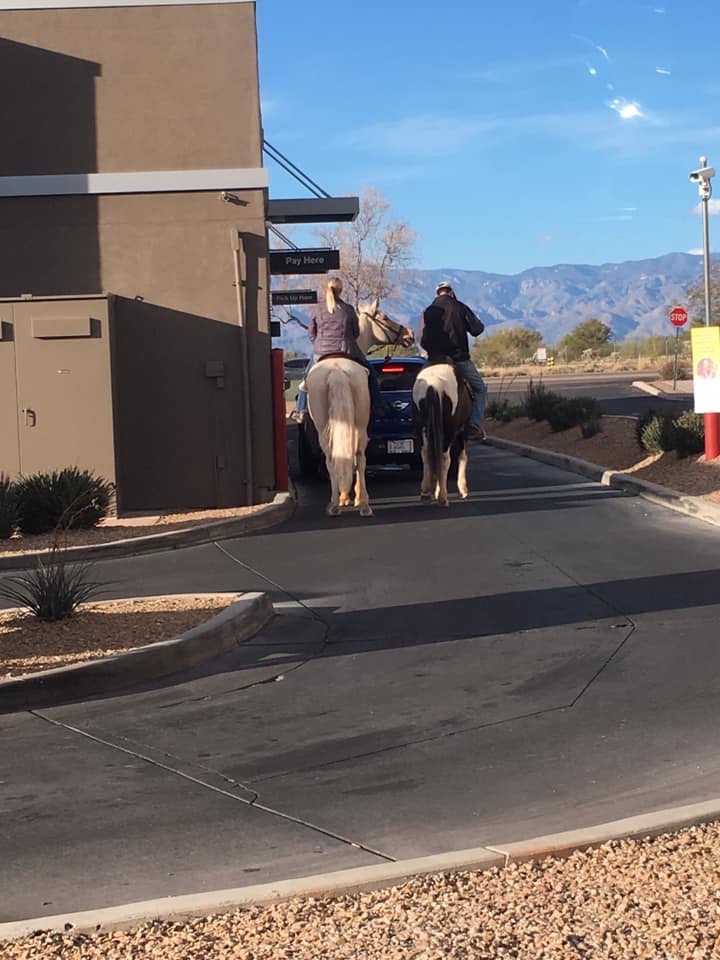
[{"x1": 308, "y1": 298, "x2": 364, "y2": 362}]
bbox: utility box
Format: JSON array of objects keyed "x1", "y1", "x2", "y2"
[{"x1": 0, "y1": 294, "x2": 254, "y2": 515}]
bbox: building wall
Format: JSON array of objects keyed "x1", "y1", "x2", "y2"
[
  {"x1": 0, "y1": 1, "x2": 275, "y2": 505},
  {"x1": 0, "y1": 2, "x2": 262, "y2": 174}
]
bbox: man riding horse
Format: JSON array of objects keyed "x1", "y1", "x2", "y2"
[{"x1": 419, "y1": 280, "x2": 487, "y2": 441}]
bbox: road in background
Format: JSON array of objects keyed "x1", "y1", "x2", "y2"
[{"x1": 486, "y1": 371, "x2": 690, "y2": 418}]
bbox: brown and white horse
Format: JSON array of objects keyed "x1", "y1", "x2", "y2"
[
  {"x1": 306, "y1": 301, "x2": 414, "y2": 517},
  {"x1": 412, "y1": 363, "x2": 472, "y2": 506}
]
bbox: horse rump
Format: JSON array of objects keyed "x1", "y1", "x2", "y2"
[{"x1": 416, "y1": 385, "x2": 453, "y2": 479}]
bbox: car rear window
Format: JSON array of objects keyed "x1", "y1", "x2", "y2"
[{"x1": 375, "y1": 363, "x2": 421, "y2": 393}]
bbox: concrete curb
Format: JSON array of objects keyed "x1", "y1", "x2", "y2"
[
  {"x1": 631, "y1": 379, "x2": 689, "y2": 401},
  {"x1": 485, "y1": 435, "x2": 720, "y2": 529},
  {"x1": 0, "y1": 591, "x2": 273, "y2": 713},
  {"x1": 3, "y1": 796, "x2": 720, "y2": 940},
  {"x1": 0, "y1": 492, "x2": 295, "y2": 573}
]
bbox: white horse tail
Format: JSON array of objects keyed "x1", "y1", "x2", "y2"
[
  {"x1": 324, "y1": 368, "x2": 356, "y2": 493},
  {"x1": 424, "y1": 385, "x2": 444, "y2": 481}
]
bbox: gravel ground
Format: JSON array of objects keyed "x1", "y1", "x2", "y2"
[
  {"x1": 0, "y1": 504, "x2": 268, "y2": 558},
  {"x1": 4, "y1": 821, "x2": 720, "y2": 958},
  {"x1": 0, "y1": 595, "x2": 235, "y2": 678}
]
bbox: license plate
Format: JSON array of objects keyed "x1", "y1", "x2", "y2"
[{"x1": 387, "y1": 439, "x2": 414, "y2": 454}]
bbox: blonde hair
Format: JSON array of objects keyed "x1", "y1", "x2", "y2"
[{"x1": 326, "y1": 276, "x2": 343, "y2": 313}]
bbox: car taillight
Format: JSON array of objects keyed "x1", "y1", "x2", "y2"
[{"x1": 380, "y1": 365, "x2": 405, "y2": 373}]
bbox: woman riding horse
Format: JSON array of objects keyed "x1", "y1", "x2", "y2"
[{"x1": 296, "y1": 278, "x2": 383, "y2": 415}]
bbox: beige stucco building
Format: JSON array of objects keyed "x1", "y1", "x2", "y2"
[{"x1": 0, "y1": 0, "x2": 275, "y2": 512}]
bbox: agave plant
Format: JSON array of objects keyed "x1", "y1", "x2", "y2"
[{"x1": 0, "y1": 548, "x2": 101, "y2": 621}]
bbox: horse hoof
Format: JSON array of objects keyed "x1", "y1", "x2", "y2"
[
  {"x1": 360, "y1": 506, "x2": 373, "y2": 518},
  {"x1": 420, "y1": 493, "x2": 432, "y2": 502},
  {"x1": 327, "y1": 505, "x2": 340, "y2": 516},
  {"x1": 459, "y1": 491, "x2": 469, "y2": 500},
  {"x1": 437, "y1": 499, "x2": 449, "y2": 508}
]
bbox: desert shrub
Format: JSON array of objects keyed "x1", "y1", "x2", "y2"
[
  {"x1": 658, "y1": 360, "x2": 690, "y2": 381},
  {"x1": 0, "y1": 548, "x2": 101, "y2": 621},
  {"x1": 16, "y1": 468, "x2": 114, "y2": 536},
  {"x1": 0, "y1": 474, "x2": 18, "y2": 540},
  {"x1": 640, "y1": 412, "x2": 677, "y2": 454},
  {"x1": 489, "y1": 399, "x2": 527, "y2": 422},
  {"x1": 635, "y1": 408, "x2": 675, "y2": 448},
  {"x1": 486, "y1": 399, "x2": 502, "y2": 420},
  {"x1": 525, "y1": 381, "x2": 564, "y2": 422},
  {"x1": 580, "y1": 417, "x2": 603, "y2": 439},
  {"x1": 672, "y1": 410, "x2": 705, "y2": 459},
  {"x1": 546, "y1": 396, "x2": 602, "y2": 433}
]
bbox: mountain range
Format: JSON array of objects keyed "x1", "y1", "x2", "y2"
[{"x1": 275, "y1": 251, "x2": 710, "y2": 355}]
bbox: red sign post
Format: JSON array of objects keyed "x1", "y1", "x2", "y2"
[{"x1": 669, "y1": 306, "x2": 688, "y2": 391}]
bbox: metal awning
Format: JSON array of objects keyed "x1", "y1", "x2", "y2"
[{"x1": 266, "y1": 197, "x2": 359, "y2": 225}]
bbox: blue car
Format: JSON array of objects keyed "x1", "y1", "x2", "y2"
[{"x1": 296, "y1": 356, "x2": 424, "y2": 479}]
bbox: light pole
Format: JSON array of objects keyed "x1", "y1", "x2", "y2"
[{"x1": 690, "y1": 156, "x2": 719, "y2": 459}]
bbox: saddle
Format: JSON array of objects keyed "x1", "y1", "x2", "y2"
[
  {"x1": 424, "y1": 355, "x2": 474, "y2": 404},
  {"x1": 316, "y1": 351, "x2": 367, "y2": 368}
]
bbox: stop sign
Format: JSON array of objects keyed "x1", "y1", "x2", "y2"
[{"x1": 670, "y1": 306, "x2": 688, "y2": 327}]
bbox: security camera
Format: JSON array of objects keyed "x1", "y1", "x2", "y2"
[
  {"x1": 690, "y1": 166, "x2": 715, "y2": 182},
  {"x1": 220, "y1": 191, "x2": 232, "y2": 202}
]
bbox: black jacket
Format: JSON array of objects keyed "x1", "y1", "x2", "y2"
[{"x1": 420, "y1": 295, "x2": 484, "y2": 362}]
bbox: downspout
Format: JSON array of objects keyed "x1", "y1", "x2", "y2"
[{"x1": 231, "y1": 229, "x2": 254, "y2": 504}]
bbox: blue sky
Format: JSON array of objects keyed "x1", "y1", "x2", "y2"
[{"x1": 256, "y1": 0, "x2": 720, "y2": 276}]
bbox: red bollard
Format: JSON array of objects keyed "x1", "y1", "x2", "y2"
[
  {"x1": 270, "y1": 348, "x2": 289, "y2": 492},
  {"x1": 705, "y1": 413, "x2": 720, "y2": 461}
]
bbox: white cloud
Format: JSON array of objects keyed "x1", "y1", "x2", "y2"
[
  {"x1": 688, "y1": 248, "x2": 704, "y2": 255},
  {"x1": 693, "y1": 199, "x2": 720, "y2": 216},
  {"x1": 339, "y1": 114, "x2": 499, "y2": 157},
  {"x1": 609, "y1": 98, "x2": 644, "y2": 120},
  {"x1": 463, "y1": 56, "x2": 581, "y2": 84},
  {"x1": 340, "y1": 107, "x2": 720, "y2": 163},
  {"x1": 656, "y1": 67, "x2": 672, "y2": 76},
  {"x1": 261, "y1": 97, "x2": 281, "y2": 115}
]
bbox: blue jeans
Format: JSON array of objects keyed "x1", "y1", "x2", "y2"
[
  {"x1": 455, "y1": 359, "x2": 487, "y2": 428},
  {"x1": 296, "y1": 356, "x2": 383, "y2": 414}
]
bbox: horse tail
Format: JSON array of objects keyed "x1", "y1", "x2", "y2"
[
  {"x1": 424, "y1": 386, "x2": 444, "y2": 482},
  {"x1": 324, "y1": 368, "x2": 356, "y2": 492}
]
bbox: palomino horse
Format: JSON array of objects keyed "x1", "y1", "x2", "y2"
[
  {"x1": 412, "y1": 362, "x2": 472, "y2": 507},
  {"x1": 306, "y1": 301, "x2": 414, "y2": 517}
]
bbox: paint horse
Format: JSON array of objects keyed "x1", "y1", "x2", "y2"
[
  {"x1": 412, "y1": 360, "x2": 472, "y2": 506},
  {"x1": 306, "y1": 301, "x2": 414, "y2": 517}
]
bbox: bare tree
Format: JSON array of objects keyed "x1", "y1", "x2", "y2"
[{"x1": 315, "y1": 186, "x2": 416, "y2": 307}]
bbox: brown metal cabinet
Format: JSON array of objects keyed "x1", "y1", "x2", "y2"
[
  {"x1": 12, "y1": 298, "x2": 116, "y2": 481},
  {"x1": 0, "y1": 294, "x2": 258, "y2": 515},
  {"x1": 0, "y1": 305, "x2": 20, "y2": 477}
]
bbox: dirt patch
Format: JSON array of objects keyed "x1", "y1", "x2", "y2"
[
  {"x1": 0, "y1": 504, "x2": 269, "y2": 558},
  {"x1": 487, "y1": 416, "x2": 720, "y2": 501},
  {"x1": 0, "y1": 595, "x2": 235, "y2": 679}
]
